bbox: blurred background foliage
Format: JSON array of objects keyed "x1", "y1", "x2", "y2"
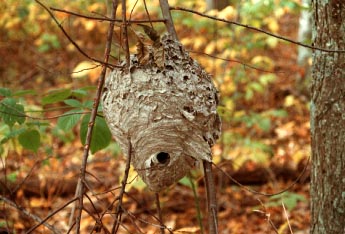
[{"x1": 1, "y1": 0, "x2": 311, "y2": 185}]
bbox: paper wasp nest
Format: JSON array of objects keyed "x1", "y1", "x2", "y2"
[{"x1": 102, "y1": 33, "x2": 221, "y2": 192}]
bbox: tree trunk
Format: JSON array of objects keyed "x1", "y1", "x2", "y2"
[{"x1": 310, "y1": 1, "x2": 345, "y2": 234}]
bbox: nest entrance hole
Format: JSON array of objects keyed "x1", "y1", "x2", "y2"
[{"x1": 156, "y1": 152, "x2": 170, "y2": 164}]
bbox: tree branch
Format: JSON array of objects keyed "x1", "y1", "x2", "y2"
[
  {"x1": 111, "y1": 137, "x2": 132, "y2": 234},
  {"x1": 155, "y1": 193, "x2": 165, "y2": 234},
  {"x1": 25, "y1": 196, "x2": 78, "y2": 233},
  {"x1": 122, "y1": 0, "x2": 130, "y2": 68},
  {"x1": 159, "y1": 0, "x2": 178, "y2": 40},
  {"x1": 203, "y1": 161, "x2": 218, "y2": 234},
  {"x1": 189, "y1": 50, "x2": 282, "y2": 74},
  {"x1": 212, "y1": 156, "x2": 310, "y2": 196},
  {"x1": 170, "y1": 6, "x2": 345, "y2": 53},
  {"x1": 72, "y1": 0, "x2": 119, "y2": 233},
  {"x1": 34, "y1": 0, "x2": 121, "y2": 68},
  {"x1": 50, "y1": 7, "x2": 166, "y2": 23},
  {"x1": 0, "y1": 195, "x2": 62, "y2": 234}
]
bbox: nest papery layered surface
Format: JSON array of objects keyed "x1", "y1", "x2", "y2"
[{"x1": 102, "y1": 34, "x2": 221, "y2": 191}]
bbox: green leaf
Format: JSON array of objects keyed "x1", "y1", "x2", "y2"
[
  {"x1": 71, "y1": 86, "x2": 96, "y2": 98},
  {"x1": 281, "y1": 193, "x2": 307, "y2": 210},
  {"x1": 259, "y1": 74, "x2": 276, "y2": 85},
  {"x1": 64, "y1": 99, "x2": 83, "y2": 108},
  {"x1": 0, "y1": 98, "x2": 25, "y2": 127},
  {"x1": 250, "y1": 82, "x2": 264, "y2": 93},
  {"x1": 1, "y1": 128, "x2": 26, "y2": 144},
  {"x1": 245, "y1": 89, "x2": 254, "y2": 100},
  {"x1": 257, "y1": 117, "x2": 271, "y2": 132},
  {"x1": 80, "y1": 114, "x2": 111, "y2": 153},
  {"x1": 7, "y1": 171, "x2": 18, "y2": 183},
  {"x1": 18, "y1": 129, "x2": 40, "y2": 152},
  {"x1": 268, "y1": 192, "x2": 307, "y2": 211},
  {"x1": 42, "y1": 89, "x2": 71, "y2": 105},
  {"x1": 83, "y1": 100, "x2": 94, "y2": 109},
  {"x1": 13, "y1": 89, "x2": 37, "y2": 97},
  {"x1": 266, "y1": 109, "x2": 288, "y2": 118},
  {"x1": 72, "y1": 89, "x2": 88, "y2": 97},
  {"x1": 178, "y1": 176, "x2": 193, "y2": 188},
  {"x1": 57, "y1": 109, "x2": 82, "y2": 131},
  {"x1": 0, "y1": 88, "x2": 12, "y2": 97},
  {"x1": 38, "y1": 33, "x2": 61, "y2": 52}
]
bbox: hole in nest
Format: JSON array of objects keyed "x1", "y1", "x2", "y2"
[
  {"x1": 183, "y1": 106, "x2": 194, "y2": 113},
  {"x1": 156, "y1": 152, "x2": 170, "y2": 164},
  {"x1": 165, "y1": 65, "x2": 174, "y2": 70},
  {"x1": 183, "y1": 75, "x2": 189, "y2": 81}
]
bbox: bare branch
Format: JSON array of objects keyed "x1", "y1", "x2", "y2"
[
  {"x1": 122, "y1": 0, "x2": 130, "y2": 68},
  {"x1": 143, "y1": 0, "x2": 154, "y2": 28},
  {"x1": 282, "y1": 202, "x2": 293, "y2": 234},
  {"x1": 25, "y1": 196, "x2": 78, "y2": 234},
  {"x1": 203, "y1": 161, "x2": 218, "y2": 234},
  {"x1": 111, "y1": 137, "x2": 132, "y2": 233},
  {"x1": 155, "y1": 193, "x2": 165, "y2": 234},
  {"x1": 253, "y1": 200, "x2": 279, "y2": 234},
  {"x1": 159, "y1": 0, "x2": 178, "y2": 40},
  {"x1": 170, "y1": 6, "x2": 345, "y2": 53},
  {"x1": 73, "y1": 0, "x2": 119, "y2": 232},
  {"x1": 50, "y1": 6, "x2": 166, "y2": 24},
  {"x1": 212, "y1": 156, "x2": 310, "y2": 196},
  {"x1": 34, "y1": 0, "x2": 121, "y2": 69},
  {"x1": 189, "y1": 50, "x2": 283, "y2": 74},
  {"x1": 0, "y1": 195, "x2": 62, "y2": 234}
]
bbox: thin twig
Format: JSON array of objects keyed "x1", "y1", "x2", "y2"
[
  {"x1": 203, "y1": 161, "x2": 218, "y2": 234},
  {"x1": 26, "y1": 197, "x2": 78, "y2": 234},
  {"x1": 9, "y1": 159, "x2": 41, "y2": 195},
  {"x1": 213, "y1": 156, "x2": 310, "y2": 196},
  {"x1": 143, "y1": 0, "x2": 154, "y2": 28},
  {"x1": 34, "y1": 0, "x2": 120, "y2": 69},
  {"x1": 253, "y1": 199, "x2": 279, "y2": 234},
  {"x1": 123, "y1": 192, "x2": 173, "y2": 234},
  {"x1": 282, "y1": 202, "x2": 294, "y2": 234},
  {"x1": 122, "y1": 0, "x2": 131, "y2": 68},
  {"x1": 155, "y1": 193, "x2": 165, "y2": 234},
  {"x1": 50, "y1": 7, "x2": 166, "y2": 23},
  {"x1": 159, "y1": 0, "x2": 178, "y2": 40},
  {"x1": 189, "y1": 50, "x2": 283, "y2": 74},
  {"x1": 72, "y1": 1, "x2": 119, "y2": 233},
  {"x1": 188, "y1": 174, "x2": 204, "y2": 234},
  {"x1": 0, "y1": 195, "x2": 63, "y2": 234},
  {"x1": 129, "y1": 0, "x2": 139, "y2": 22},
  {"x1": 170, "y1": 6, "x2": 345, "y2": 53},
  {"x1": 111, "y1": 137, "x2": 132, "y2": 234},
  {"x1": 125, "y1": 209, "x2": 173, "y2": 233}
]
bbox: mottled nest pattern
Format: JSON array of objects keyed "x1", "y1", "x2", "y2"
[{"x1": 102, "y1": 34, "x2": 221, "y2": 191}]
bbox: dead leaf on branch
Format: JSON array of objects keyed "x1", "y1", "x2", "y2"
[
  {"x1": 133, "y1": 31, "x2": 151, "y2": 65},
  {"x1": 138, "y1": 24, "x2": 160, "y2": 44},
  {"x1": 153, "y1": 43, "x2": 165, "y2": 69},
  {"x1": 135, "y1": 24, "x2": 165, "y2": 69}
]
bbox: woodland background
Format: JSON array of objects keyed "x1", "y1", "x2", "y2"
[{"x1": 1, "y1": 0, "x2": 311, "y2": 233}]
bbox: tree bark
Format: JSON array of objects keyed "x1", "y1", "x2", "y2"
[{"x1": 310, "y1": 1, "x2": 345, "y2": 234}]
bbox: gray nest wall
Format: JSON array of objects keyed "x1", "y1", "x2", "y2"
[{"x1": 102, "y1": 34, "x2": 221, "y2": 191}]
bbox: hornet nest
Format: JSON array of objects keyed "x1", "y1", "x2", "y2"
[{"x1": 102, "y1": 31, "x2": 221, "y2": 192}]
